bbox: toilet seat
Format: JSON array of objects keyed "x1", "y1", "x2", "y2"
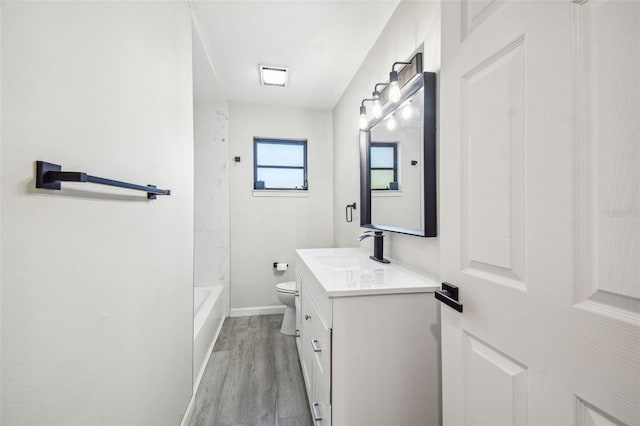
[{"x1": 276, "y1": 281, "x2": 296, "y2": 294}]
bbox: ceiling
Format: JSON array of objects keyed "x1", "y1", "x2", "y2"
[{"x1": 190, "y1": 1, "x2": 400, "y2": 110}]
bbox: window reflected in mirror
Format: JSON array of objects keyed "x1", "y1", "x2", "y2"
[{"x1": 370, "y1": 142, "x2": 397, "y2": 190}]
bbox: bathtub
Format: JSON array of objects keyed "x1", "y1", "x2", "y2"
[{"x1": 193, "y1": 285, "x2": 225, "y2": 385}]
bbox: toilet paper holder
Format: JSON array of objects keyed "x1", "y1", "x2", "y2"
[{"x1": 273, "y1": 262, "x2": 288, "y2": 271}]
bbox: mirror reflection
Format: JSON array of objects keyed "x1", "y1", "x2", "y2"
[
  {"x1": 359, "y1": 71, "x2": 436, "y2": 237},
  {"x1": 369, "y1": 87, "x2": 424, "y2": 231}
]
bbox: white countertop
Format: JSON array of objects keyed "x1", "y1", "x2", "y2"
[{"x1": 296, "y1": 247, "x2": 440, "y2": 297}]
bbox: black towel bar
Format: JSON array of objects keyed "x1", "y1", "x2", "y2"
[{"x1": 36, "y1": 161, "x2": 171, "y2": 200}]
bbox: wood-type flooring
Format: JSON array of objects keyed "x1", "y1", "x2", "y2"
[{"x1": 189, "y1": 314, "x2": 312, "y2": 426}]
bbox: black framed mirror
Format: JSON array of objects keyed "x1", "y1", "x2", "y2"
[{"x1": 359, "y1": 71, "x2": 437, "y2": 237}]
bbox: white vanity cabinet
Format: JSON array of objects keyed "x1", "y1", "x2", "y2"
[{"x1": 296, "y1": 248, "x2": 441, "y2": 426}]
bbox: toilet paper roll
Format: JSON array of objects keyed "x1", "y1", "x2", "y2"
[{"x1": 276, "y1": 262, "x2": 288, "y2": 272}]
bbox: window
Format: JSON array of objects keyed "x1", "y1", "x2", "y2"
[
  {"x1": 254, "y1": 138, "x2": 308, "y2": 190},
  {"x1": 370, "y1": 142, "x2": 398, "y2": 190}
]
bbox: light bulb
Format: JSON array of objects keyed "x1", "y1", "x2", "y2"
[
  {"x1": 389, "y1": 81, "x2": 401, "y2": 103},
  {"x1": 359, "y1": 113, "x2": 368, "y2": 130},
  {"x1": 372, "y1": 99, "x2": 382, "y2": 118},
  {"x1": 389, "y1": 70, "x2": 401, "y2": 103},
  {"x1": 386, "y1": 115, "x2": 396, "y2": 131},
  {"x1": 402, "y1": 101, "x2": 412, "y2": 120},
  {"x1": 359, "y1": 105, "x2": 368, "y2": 129}
]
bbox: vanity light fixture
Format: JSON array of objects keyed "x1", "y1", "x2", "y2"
[
  {"x1": 359, "y1": 98, "x2": 375, "y2": 130},
  {"x1": 358, "y1": 53, "x2": 422, "y2": 130},
  {"x1": 389, "y1": 61, "x2": 410, "y2": 102},
  {"x1": 259, "y1": 65, "x2": 288, "y2": 87},
  {"x1": 372, "y1": 83, "x2": 388, "y2": 119}
]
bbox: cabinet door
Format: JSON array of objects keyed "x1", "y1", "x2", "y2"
[{"x1": 299, "y1": 286, "x2": 314, "y2": 396}]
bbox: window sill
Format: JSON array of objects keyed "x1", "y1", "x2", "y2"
[
  {"x1": 372, "y1": 191, "x2": 402, "y2": 198},
  {"x1": 252, "y1": 190, "x2": 309, "y2": 198}
]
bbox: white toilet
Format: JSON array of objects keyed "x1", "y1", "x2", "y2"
[{"x1": 275, "y1": 281, "x2": 296, "y2": 336}]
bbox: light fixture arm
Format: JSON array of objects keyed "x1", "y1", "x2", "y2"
[
  {"x1": 361, "y1": 98, "x2": 375, "y2": 107},
  {"x1": 392, "y1": 61, "x2": 412, "y2": 71},
  {"x1": 374, "y1": 83, "x2": 388, "y2": 93},
  {"x1": 360, "y1": 97, "x2": 375, "y2": 116}
]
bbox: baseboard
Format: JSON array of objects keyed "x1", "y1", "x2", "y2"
[
  {"x1": 230, "y1": 305, "x2": 286, "y2": 317},
  {"x1": 179, "y1": 316, "x2": 225, "y2": 426}
]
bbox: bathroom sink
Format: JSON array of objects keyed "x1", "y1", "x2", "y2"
[
  {"x1": 313, "y1": 254, "x2": 376, "y2": 271},
  {"x1": 297, "y1": 248, "x2": 440, "y2": 297}
]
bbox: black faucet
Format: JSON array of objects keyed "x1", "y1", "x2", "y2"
[{"x1": 357, "y1": 231, "x2": 390, "y2": 264}]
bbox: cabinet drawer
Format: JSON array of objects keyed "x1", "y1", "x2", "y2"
[
  {"x1": 296, "y1": 261, "x2": 332, "y2": 328},
  {"x1": 311, "y1": 314, "x2": 331, "y2": 387},
  {"x1": 311, "y1": 369, "x2": 332, "y2": 426},
  {"x1": 310, "y1": 310, "x2": 331, "y2": 426}
]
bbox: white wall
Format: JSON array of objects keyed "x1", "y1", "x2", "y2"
[
  {"x1": 194, "y1": 101, "x2": 230, "y2": 309},
  {"x1": 1, "y1": 2, "x2": 193, "y2": 425},
  {"x1": 229, "y1": 103, "x2": 333, "y2": 310},
  {"x1": 333, "y1": 0, "x2": 441, "y2": 275}
]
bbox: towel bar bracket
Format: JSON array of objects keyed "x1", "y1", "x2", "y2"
[
  {"x1": 36, "y1": 161, "x2": 64, "y2": 190},
  {"x1": 146, "y1": 185, "x2": 157, "y2": 200}
]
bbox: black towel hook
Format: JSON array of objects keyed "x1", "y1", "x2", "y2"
[{"x1": 345, "y1": 202, "x2": 357, "y2": 223}]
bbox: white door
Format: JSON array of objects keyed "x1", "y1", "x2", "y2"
[{"x1": 439, "y1": 1, "x2": 639, "y2": 425}]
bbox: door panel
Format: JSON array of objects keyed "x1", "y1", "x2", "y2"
[
  {"x1": 440, "y1": 1, "x2": 639, "y2": 425},
  {"x1": 463, "y1": 333, "x2": 527, "y2": 426},
  {"x1": 574, "y1": 0, "x2": 640, "y2": 321},
  {"x1": 461, "y1": 0, "x2": 507, "y2": 40},
  {"x1": 576, "y1": 398, "x2": 627, "y2": 426},
  {"x1": 462, "y1": 36, "x2": 526, "y2": 288}
]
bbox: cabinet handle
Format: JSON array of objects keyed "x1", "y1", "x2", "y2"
[
  {"x1": 312, "y1": 402, "x2": 322, "y2": 421},
  {"x1": 305, "y1": 314, "x2": 311, "y2": 320},
  {"x1": 311, "y1": 339, "x2": 322, "y2": 353}
]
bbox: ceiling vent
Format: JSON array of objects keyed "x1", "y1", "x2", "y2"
[{"x1": 259, "y1": 65, "x2": 288, "y2": 87}]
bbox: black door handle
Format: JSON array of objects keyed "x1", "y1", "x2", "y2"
[{"x1": 435, "y1": 282, "x2": 463, "y2": 313}]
